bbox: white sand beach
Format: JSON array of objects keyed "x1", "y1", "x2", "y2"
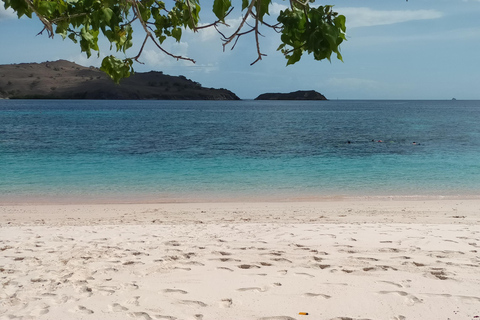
[{"x1": 1, "y1": 199, "x2": 480, "y2": 320}]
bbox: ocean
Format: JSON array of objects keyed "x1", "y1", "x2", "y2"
[{"x1": 1, "y1": 99, "x2": 479, "y2": 203}]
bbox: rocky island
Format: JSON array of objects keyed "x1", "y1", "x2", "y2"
[
  {"x1": 0, "y1": 60, "x2": 239, "y2": 100},
  {"x1": 255, "y1": 90, "x2": 327, "y2": 100}
]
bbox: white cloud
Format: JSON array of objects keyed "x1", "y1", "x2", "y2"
[
  {"x1": 68, "y1": 53, "x2": 105, "y2": 68},
  {"x1": 326, "y1": 76, "x2": 412, "y2": 99},
  {"x1": 348, "y1": 26, "x2": 480, "y2": 47},
  {"x1": 196, "y1": 24, "x2": 219, "y2": 42},
  {"x1": 187, "y1": 15, "x2": 244, "y2": 43},
  {"x1": 337, "y1": 7, "x2": 443, "y2": 28},
  {"x1": 185, "y1": 62, "x2": 220, "y2": 74},
  {"x1": 327, "y1": 77, "x2": 381, "y2": 90},
  {"x1": 269, "y1": 2, "x2": 288, "y2": 15},
  {"x1": 141, "y1": 42, "x2": 192, "y2": 68},
  {"x1": 0, "y1": 5, "x2": 16, "y2": 20}
]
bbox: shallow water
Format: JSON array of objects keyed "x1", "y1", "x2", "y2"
[{"x1": 1, "y1": 99, "x2": 479, "y2": 202}]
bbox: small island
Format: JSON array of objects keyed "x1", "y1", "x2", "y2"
[
  {"x1": 255, "y1": 90, "x2": 327, "y2": 100},
  {"x1": 0, "y1": 60, "x2": 239, "y2": 100}
]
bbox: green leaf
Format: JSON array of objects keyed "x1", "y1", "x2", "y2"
[
  {"x1": 212, "y1": 0, "x2": 231, "y2": 21},
  {"x1": 256, "y1": 0, "x2": 271, "y2": 21},
  {"x1": 242, "y1": 0, "x2": 249, "y2": 10},
  {"x1": 101, "y1": 7, "x2": 114, "y2": 22},
  {"x1": 68, "y1": 32, "x2": 77, "y2": 43},
  {"x1": 287, "y1": 49, "x2": 302, "y2": 65},
  {"x1": 277, "y1": 5, "x2": 346, "y2": 66},
  {"x1": 334, "y1": 15, "x2": 346, "y2": 33},
  {"x1": 336, "y1": 51, "x2": 343, "y2": 62},
  {"x1": 100, "y1": 56, "x2": 133, "y2": 84},
  {"x1": 172, "y1": 27, "x2": 182, "y2": 42},
  {"x1": 37, "y1": 1, "x2": 58, "y2": 16},
  {"x1": 55, "y1": 20, "x2": 69, "y2": 38},
  {"x1": 80, "y1": 27, "x2": 99, "y2": 57},
  {"x1": 6, "y1": 0, "x2": 33, "y2": 18}
]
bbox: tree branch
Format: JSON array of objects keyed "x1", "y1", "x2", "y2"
[
  {"x1": 130, "y1": 0, "x2": 195, "y2": 63},
  {"x1": 251, "y1": 0, "x2": 266, "y2": 65},
  {"x1": 132, "y1": 34, "x2": 149, "y2": 63},
  {"x1": 26, "y1": 0, "x2": 54, "y2": 38},
  {"x1": 222, "y1": 0, "x2": 257, "y2": 49},
  {"x1": 184, "y1": 0, "x2": 198, "y2": 31}
]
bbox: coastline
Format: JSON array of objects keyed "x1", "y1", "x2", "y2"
[
  {"x1": 1, "y1": 198, "x2": 480, "y2": 226},
  {"x1": 1, "y1": 199, "x2": 480, "y2": 319},
  {"x1": 2, "y1": 190, "x2": 480, "y2": 206}
]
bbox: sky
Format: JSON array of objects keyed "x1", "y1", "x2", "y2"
[{"x1": 1, "y1": 0, "x2": 480, "y2": 100}]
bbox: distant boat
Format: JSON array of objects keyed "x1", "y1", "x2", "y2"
[{"x1": 452, "y1": 98, "x2": 457, "y2": 101}]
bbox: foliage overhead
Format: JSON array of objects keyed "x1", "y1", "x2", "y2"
[{"x1": 2, "y1": 0, "x2": 347, "y2": 83}]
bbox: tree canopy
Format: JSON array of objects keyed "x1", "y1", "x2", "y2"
[{"x1": 2, "y1": 0, "x2": 347, "y2": 83}]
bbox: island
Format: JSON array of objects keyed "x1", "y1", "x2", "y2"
[
  {"x1": 0, "y1": 60, "x2": 239, "y2": 100},
  {"x1": 255, "y1": 90, "x2": 327, "y2": 100}
]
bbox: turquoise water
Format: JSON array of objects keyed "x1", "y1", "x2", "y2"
[{"x1": 1, "y1": 99, "x2": 479, "y2": 202}]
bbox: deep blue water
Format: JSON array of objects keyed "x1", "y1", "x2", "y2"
[{"x1": 1, "y1": 99, "x2": 479, "y2": 202}]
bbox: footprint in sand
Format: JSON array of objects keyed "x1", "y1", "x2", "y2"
[
  {"x1": 109, "y1": 303, "x2": 129, "y2": 312},
  {"x1": 379, "y1": 281, "x2": 403, "y2": 288},
  {"x1": 57, "y1": 294, "x2": 72, "y2": 304},
  {"x1": 178, "y1": 300, "x2": 207, "y2": 307},
  {"x1": 98, "y1": 287, "x2": 116, "y2": 295},
  {"x1": 75, "y1": 285, "x2": 93, "y2": 297},
  {"x1": 163, "y1": 289, "x2": 188, "y2": 294},
  {"x1": 129, "y1": 311, "x2": 153, "y2": 319},
  {"x1": 216, "y1": 267, "x2": 234, "y2": 272},
  {"x1": 303, "y1": 292, "x2": 331, "y2": 299},
  {"x1": 271, "y1": 258, "x2": 292, "y2": 263},
  {"x1": 126, "y1": 296, "x2": 140, "y2": 306},
  {"x1": 378, "y1": 291, "x2": 422, "y2": 305},
  {"x1": 237, "y1": 287, "x2": 267, "y2": 292},
  {"x1": 219, "y1": 298, "x2": 233, "y2": 308},
  {"x1": 211, "y1": 258, "x2": 241, "y2": 262},
  {"x1": 294, "y1": 272, "x2": 315, "y2": 278},
  {"x1": 30, "y1": 304, "x2": 49, "y2": 316},
  {"x1": 238, "y1": 264, "x2": 260, "y2": 269},
  {"x1": 164, "y1": 241, "x2": 181, "y2": 247},
  {"x1": 212, "y1": 251, "x2": 232, "y2": 256},
  {"x1": 174, "y1": 267, "x2": 192, "y2": 271},
  {"x1": 71, "y1": 305, "x2": 94, "y2": 314},
  {"x1": 122, "y1": 283, "x2": 140, "y2": 290},
  {"x1": 363, "y1": 267, "x2": 377, "y2": 272}
]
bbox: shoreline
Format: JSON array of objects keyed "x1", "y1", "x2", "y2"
[
  {"x1": 2, "y1": 192, "x2": 480, "y2": 206},
  {"x1": 2, "y1": 198, "x2": 479, "y2": 226}
]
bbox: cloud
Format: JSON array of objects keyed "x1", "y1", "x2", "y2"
[
  {"x1": 68, "y1": 53, "x2": 105, "y2": 68},
  {"x1": 326, "y1": 76, "x2": 412, "y2": 99},
  {"x1": 0, "y1": 5, "x2": 16, "y2": 20},
  {"x1": 327, "y1": 77, "x2": 382, "y2": 90},
  {"x1": 195, "y1": 24, "x2": 219, "y2": 42},
  {"x1": 348, "y1": 26, "x2": 480, "y2": 47},
  {"x1": 269, "y1": 2, "x2": 288, "y2": 15},
  {"x1": 186, "y1": 15, "x2": 245, "y2": 43},
  {"x1": 141, "y1": 42, "x2": 192, "y2": 68},
  {"x1": 336, "y1": 7, "x2": 443, "y2": 28}
]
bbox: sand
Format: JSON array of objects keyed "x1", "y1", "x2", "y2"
[{"x1": 1, "y1": 199, "x2": 480, "y2": 320}]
